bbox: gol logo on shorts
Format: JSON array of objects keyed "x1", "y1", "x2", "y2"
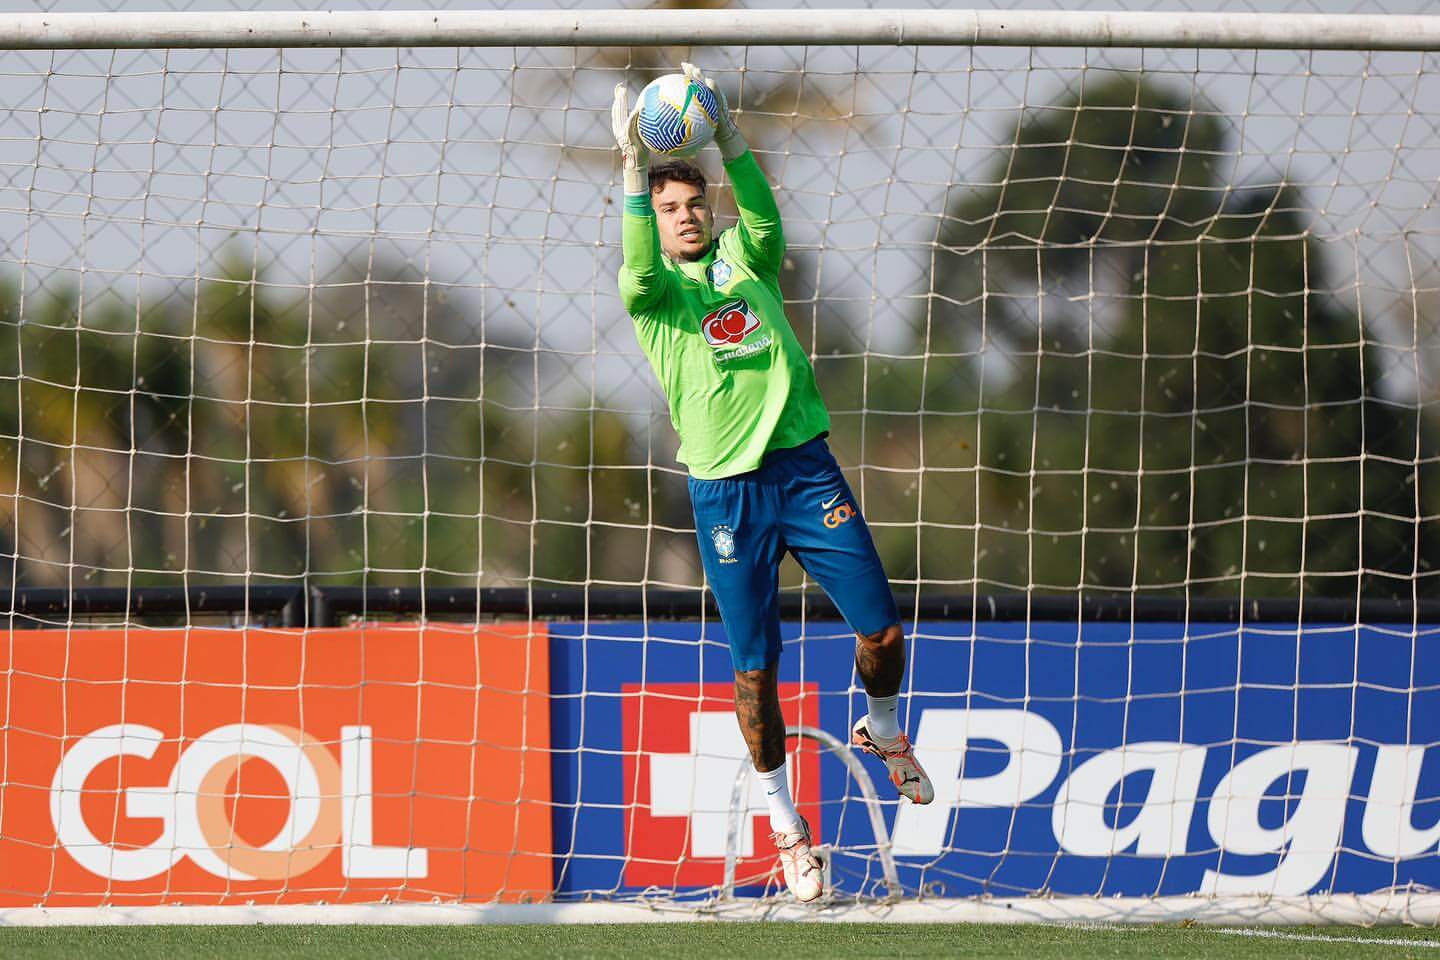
[{"x1": 823, "y1": 502, "x2": 856, "y2": 528}]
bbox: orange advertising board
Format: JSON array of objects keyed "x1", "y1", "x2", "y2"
[{"x1": 0, "y1": 623, "x2": 551, "y2": 906}]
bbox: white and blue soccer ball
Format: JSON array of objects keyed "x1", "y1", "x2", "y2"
[{"x1": 636, "y1": 73, "x2": 722, "y2": 157}]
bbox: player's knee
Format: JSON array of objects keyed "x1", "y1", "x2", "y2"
[
  {"x1": 734, "y1": 665, "x2": 779, "y2": 695},
  {"x1": 734, "y1": 667, "x2": 764, "y2": 688},
  {"x1": 857, "y1": 622, "x2": 904, "y2": 655}
]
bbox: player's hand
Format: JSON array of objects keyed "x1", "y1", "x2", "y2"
[
  {"x1": 611, "y1": 83, "x2": 648, "y2": 170},
  {"x1": 681, "y1": 62, "x2": 742, "y2": 149}
]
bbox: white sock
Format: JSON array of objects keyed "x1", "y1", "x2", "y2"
[
  {"x1": 756, "y1": 763, "x2": 802, "y2": 834},
  {"x1": 865, "y1": 694, "x2": 901, "y2": 740}
]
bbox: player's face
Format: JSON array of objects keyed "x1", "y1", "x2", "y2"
[{"x1": 652, "y1": 180, "x2": 713, "y2": 262}]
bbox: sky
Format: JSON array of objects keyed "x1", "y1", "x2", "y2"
[{"x1": 0, "y1": 0, "x2": 1432, "y2": 419}]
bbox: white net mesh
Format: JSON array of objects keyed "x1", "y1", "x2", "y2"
[
  {"x1": 0, "y1": 40, "x2": 1433, "y2": 603},
  {"x1": 0, "y1": 13, "x2": 1437, "y2": 916}
]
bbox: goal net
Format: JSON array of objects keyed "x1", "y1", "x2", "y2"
[{"x1": 0, "y1": 10, "x2": 1437, "y2": 923}]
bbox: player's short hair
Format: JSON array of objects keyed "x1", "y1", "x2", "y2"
[{"x1": 649, "y1": 158, "x2": 706, "y2": 196}]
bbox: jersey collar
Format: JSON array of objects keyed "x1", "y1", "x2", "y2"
[{"x1": 669, "y1": 241, "x2": 717, "y2": 283}]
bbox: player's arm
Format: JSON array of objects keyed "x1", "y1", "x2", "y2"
[
  {"x1": 684, "y1": 62, "x2": 783, "y2": 275},
  {"x1": 612, "y1": 84, "x2": 669, "y2": 313}
]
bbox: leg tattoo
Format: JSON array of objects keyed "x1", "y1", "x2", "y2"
[
  {"x1": 855, "y1": 623, "x2": 905, "y2": 698},
  {"x1": 733, "y1": 666, "x2": 787, "y2": 772}
]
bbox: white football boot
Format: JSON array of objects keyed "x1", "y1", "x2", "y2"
[
  {"x1": 851, "y1": 715, "x2": 935, "y2": 805},
  {"x1": 771, "y1": 816, "x2": 824, "y2": 903}
]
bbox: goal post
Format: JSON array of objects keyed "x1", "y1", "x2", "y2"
[
  {"x1": 0, "y1": 9, "x2": 1437, "y2": 924},
  {"x1": 3, "y1": 9, "x2": 1440, "y2": 50}
]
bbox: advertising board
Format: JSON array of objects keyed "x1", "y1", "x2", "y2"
[
  {"x1": 0, "y1": 623, "x2": 551, "y2": 905},
  {"x1": 549, "y1": 619, "x2": 1440, "y2": 899}
]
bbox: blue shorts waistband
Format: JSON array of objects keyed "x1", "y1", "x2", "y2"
[
  {"x1": 757, "y1": 433, "x2": 828, "y2": 470},
  {"x1": 688, "y1": 433, "x2": 829, "y2": 486}
]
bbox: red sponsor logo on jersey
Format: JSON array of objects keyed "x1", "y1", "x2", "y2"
[
  {"x1": 701, "y1": 298, "x2": 761, "y2": 346},
  {"x1": 621, "y1": 682, "x2": 821, "y2": 888}
]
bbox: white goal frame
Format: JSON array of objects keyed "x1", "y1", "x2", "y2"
[
  {"x1": 3, "y1": 9, "x2": 1440, "y2": 52},
  {"x1": 1, "y1": 8, "x2": 1437, "y2": 927}
]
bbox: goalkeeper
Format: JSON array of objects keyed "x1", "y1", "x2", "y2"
[{"x1": 612, "y1": 64, "x2": 933, "y2": 903}]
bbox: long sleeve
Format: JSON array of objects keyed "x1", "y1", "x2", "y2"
[
  {"x1": 619, "y1": 194, "x2": 669, "y2": 314},
  {"x1": 724, "y1": 149, "x2": 784, "y2": 277}
]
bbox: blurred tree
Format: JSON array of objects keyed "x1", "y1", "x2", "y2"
[
  {"x1": 897, "y1": 73, "x2": 1437, "y2": 601},
  {"x1": 0, "y1": 253, "x2": 616, "y2": 593}
]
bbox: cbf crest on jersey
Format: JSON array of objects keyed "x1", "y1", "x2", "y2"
[
  {"x1": 708, "y1": 258, "x2": 733, "y2": 287},
  {"x1": 710, "y1": 525, "x2": 737, "y2": 564}
]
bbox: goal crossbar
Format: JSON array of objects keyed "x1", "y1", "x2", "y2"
[{"x1": 6, "y1": 9, "x2": 1440, "y2": 51}]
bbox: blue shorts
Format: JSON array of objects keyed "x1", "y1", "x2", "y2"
[{"x1": 688, "y1": 436, "x2": 900, "y2": 672}]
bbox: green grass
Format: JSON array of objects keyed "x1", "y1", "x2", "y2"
[{"x1": 1, "y1": 923, "x2": 1438, "y2": 959}]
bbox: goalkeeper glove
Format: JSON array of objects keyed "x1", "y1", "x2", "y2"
[
  {"x1": 611, "y1": 83, "x2": 650, "y2": 196},
  {"x1": 682, "y1": 62, "x2": 748, "y2": 162}
]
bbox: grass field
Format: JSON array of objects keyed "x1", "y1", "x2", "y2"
[{"x1": 1, "y1": 923, "x2": 1438, "y2": 959}]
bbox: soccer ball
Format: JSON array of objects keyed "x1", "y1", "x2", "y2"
[{"x1": 636, "y1": 73, "x2": 721, "y2": 157}]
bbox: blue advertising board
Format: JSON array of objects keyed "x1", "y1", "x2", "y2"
[{"x1": 549, "y1": 620, "x2": 1440, "y2": 900}]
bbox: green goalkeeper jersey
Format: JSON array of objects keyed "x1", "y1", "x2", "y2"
[{"x1": 619, "y1": 150, "x2": 830, "y2": 480}]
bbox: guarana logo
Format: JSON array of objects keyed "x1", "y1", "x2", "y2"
[{"x1": 700, "y1": 298, "x2": 760, "y2": 347}]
